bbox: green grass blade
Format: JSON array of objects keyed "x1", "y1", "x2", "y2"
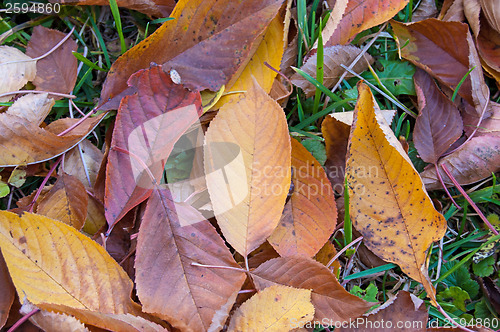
[
  {"x1": 344, "y1": 264, "x2": 398, "y2": 280},
  {"x1": 294, "y1": 98, "x2": 356, "y2": 130},
  {"x1": 312, "y1": 17, "x2": 324, "y2": 114},
  {"x1": 451, "y1": 66, "x2": 476, "y2": 102},
  {"x1": 72, "y1": 52, "x2": 108, "y2": 72},
  {"x1": 109, "y1": 0, "x2": 126, "y2": 54},
  {"x1": 292, "y1": 67, "x2": 343, "y2": 102},
  {"x1": 88, "y1": 10, "x2": 111, "y2": 68}
]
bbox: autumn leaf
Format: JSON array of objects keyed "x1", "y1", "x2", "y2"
[
  {"x1": 100, "y1": 0, "x2": 284, "y2": 105},
  {"x1": 50, "y1": 0, "x2": 175, "y2": 18},
  {"x1": 6, "y1": 93, "x2": 54, "y2": 126},
  {"x1": 64, "y1": 140, "x2": 104, "y2": 189},
  {"x1": 413, "y1": 68, "x2": 463, "y2": 164},
  {"x1": 20, "y1": 301, "x2": 90, "y2": 332},
  {"x1": 0, "y1": 46, "x2": 36, "y2": 102},
  {"x1": 204, "y1": 78, "x2": 291, "y2": 257},
  {"x1": 251, "y1": 256, "x2": 373, "y2": 322},
  {"x1": 104, "y1": 64, "x2": 202, "y2": 226},
  {"x1": 0, "y1": 252, "x2": 14, "y2": 330},
  {"x1": 228, "y1": 284, "x2": 314, "y2": 332},
  {"x1": 0, "y1": 211, "x2": 140, "y2": 315},
  {"x1": 135, "y1": 189, "x2": 246, "y2": 332},
  {"x1": 268, "y1": 138, "x2": 337, "y2": 258},
  {"x1": 346, "y1": 82, "x2": 446, "y2": 305},
  {"x1": 25, "y1": 26, "x2": 78, "y2": 98}
]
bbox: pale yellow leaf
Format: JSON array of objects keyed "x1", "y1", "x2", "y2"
[
  {"x1": 0, "y1": 46, "x2": 36, "y2": 102},
  {"x1": 7, "y1": 93, "x2": 54, "y2": 126}
]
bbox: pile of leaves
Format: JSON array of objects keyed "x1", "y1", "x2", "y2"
[{"x1": 0, "y1": 0, "x2": 499, "y2": 331}]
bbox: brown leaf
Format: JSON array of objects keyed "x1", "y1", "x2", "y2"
[
  {"x1": 50, "y1": 0, "x2": 175, "y2": 17},
  {"x1": 0, "y1": 112, "x2": 105, "y2": 167},
  {"x1": 325, "y1": 0, "x2": 409, "y2": 46},
  {"x1": 251, "y1": 256, "x2": 372, "y2": 322},
  {"x1": 37, "y1": 172, "x2": 88, "y2": 230},
  {"x1": 480, "y1": 0, "x2": 500, "y2": 33},
  {"x1": 63, "y1": 140, "x2": 104, "y2": 189},
  {"x1": 104, "y1": 65, "x2": 202, "y2": 227},
  {"x1": 0, "y1": 251, "x2": 14, "y2": 330},
  {"x1": 83, "y1": 196, "x2": 106, "y2": 235},
  {"x1": 346, "y1": 82, "x2": 447, "y2": 305},
  {"x1": 268, "y1": 138, "x2": 337, "y2": 257},
  {"x1": 391, "y1": 19, "x2": 489, "y2": 114},
  {"x1": 204, "y1": 78, "x2": 291, "y2": 257},
  {"x1": 25, "y1": 26, "x2": 78, "y2": 98},
  {"x1": 337, "y1": 291, "x2": 428, "y2": 332},
  {"x1": 412, "y1": 0, "x2": 438, "y2": 21},
  {"x1": 0, "y1": 46, "x2": 37, "y2": 103},
  {"x1": 135, "y1": 189, "x2": 246, "y2": 332},
  {"x1": 421, "y1": 135, "x2": 500, "y2": 190},
  {"x1": 100, "y1": 0, "x2": 284, "y2": 105},
  {"x1": 462, "y1": 101, "x2": 500, "y2": 138},
  {"x1": 7, "y1": 93, "x2": 54, "y2": 126},
  {"x1": 314, "y1": 241, "x2": 341, "y2": 275},
  {"x1": 440, "y1": 0, "x2": 465, "y2": 22},
  {"x1": 477, "y1": 15, "x2": 500, "y2": 73},
  {"x1": 291, "y1": 45, "x2": 373, "y2": 97},
  {"x1": 322, "y1": 115, "x2": 351, "y2": 193},
  {"x1": 413, "y1": 69, "x2": 463, "y2": 164}
]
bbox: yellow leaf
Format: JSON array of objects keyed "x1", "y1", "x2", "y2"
[
  {"x1": 0, "y1": 211, "x2": 138, "y2": 314},
  {"x1": 0, "y1": 46, "x2": 37, "y2": 102},
  {"x1": 346, "y1": 82, "x2": 446, "y2": 306},
  {"x1": 204, "y1": 79, "x2": 291, "y2": 256},
  {"x1": 228, "y1": 285, "x2": 314, "y2": 332}
]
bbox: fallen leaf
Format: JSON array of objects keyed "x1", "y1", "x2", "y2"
[
  {"x1": 251, "y1": 256, "x2": 372, "y2": 322},
  {"x1": 82, "y1": 196, "x2": 106, "y2": 236},
  {"x1": 413, "y1": 68, "x2": 463, "y2": 164},
  {"x1": 336, "y1": 291, "x2": 428, "y2": 332},
  {"x1": 480, "y1": 0, "x2": 500, "y2": 33},
  {"x1": 345, "y1": 82, "x2": 446, "y2": 305},
  {"x1": 0, "y1": 46, "x2": 36, "y2": 102},
  {"x1": 100, "y1": 0, "x2": 284, "y2": 105},
  {"x1": 462, "y1": 101, "x2": 500, "y2": 138},
  {"x1": 412, "y1": 0, "x2": 438, "y2": 21},
  {"x1": 104, "y1": 64, "x2": 202, "y2": 227},
  {"x1": 36, "y1": 172, "x2": 88, "y2": 230},
  {"x1": 0, "y1": 112, "x2": 105, "y2": 167},
  {"x1": 204, "y1": 78, "x2": 291, "y2": 256},
  {"x1": 50, "y1": 0, "x2": 175, "y2": 18},
  {"x1": 0, "y1": 211, "x2": 139, "y2": 314},
  {"x1": 316, "y1": 0, "x2": 348, "y2": 49},
  {"x1": 291, "y1": 45, "x2": 373, "y2": 98},
  {"x1": 268, "y1": 138, "x2": 337, "y2": 257},
  {"x1": 325, "y1": 0, "x2": 409, "y2": 46},
  {"x1": 477, "y1": 15, "x2": 500, "y2": 73},
  {"x1": 421, "y1": 135, "x2": 500, "y2": 190},
  {"x1": 439, "y1": 0, "x2": 465, "y2": 21},
  {"x1": 6, "y1": 93, "x2": 54, "y2": 126},
  {"x1": 228, "y1": 284, "x2": 314, "y2": 332},
  {"x1": 0, "y1": 251, "x2": 14, "y2": 330},
  {"x1": 314, "y1": 241, "x2": 341, "y2": 275},
  {"x1": 135, "y1": 189, "x2": 246, "y2": 332},
  {"x1": 63, "y1": 140, "x2": 104, "y2": 189},
  {"x1": 25, "y1": 26, "x2": 78, "y2": 97},
  {"x1": 20, "y1": 301, "x2": 89, "y2": 332}
]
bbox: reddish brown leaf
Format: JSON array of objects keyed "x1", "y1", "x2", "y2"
[
  {"x1": 391, "y1": 19, "x2": 489, "y2": 112},
  {"x1": 337, "y1": 291, "x2": 428, "y2": 332},
  {"x1": 413, "y1": 69, "x2": 463, "y2": 164},
  {"x1": 50, "y1": 0, "x2": 175, "y2": 18},
  {"x1": 63, "y1": 140, "x2": 103, "y2": 189},
  {"x1": 463, "y1": 101, "x2": 500, "y2": 138},
  {"x1": 268, "y1": 138, "x2": 337, "y2": 257},
  {"x1": 322, "y1": 115, "x2": 351, "y2": 193},
  {"x1": 480, "y1": 0, "x2": 500, "y2": 33},
  {"x1": 104, "y1": 65, "x2": 202, "y2": 227},
  {"x1": 477, "y1": 15, "x2": 500, "y2": 73},
  {"x1": 421, "y1": 135, "x2": 500, "y2": 190},
  {"x1": 100, "y1": 0, "x2": 283, "y2": 105},
  {"x1": 135, "y1": 189, "x2": 246, "y2": 332},
  {"x1": 325, "y1": 0, "x2": 408, "y2": 46},
  {"x1": 0, "y1": 251, "x2": 14, "y2": 330},
  {"x1": 25, "y1": 26, "x2": 78, "y2": 98},
  {"x1": 251, "y1": 256, "x2": 372, "y2": 322},
  {"x1": 37, "y1": 172, "x2": 88, "y2": 230}
]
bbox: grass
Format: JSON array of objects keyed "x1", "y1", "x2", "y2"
[{"x1": 0, "y1": 0, "x2": 499, "y2": 329}]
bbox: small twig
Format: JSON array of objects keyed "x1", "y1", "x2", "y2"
[
  {"x1": 57, "y1": 107, "x2": 97, "y2": 136},
  {"x1": 28, "y1": 157, "x2": 62, "y2": 213},
  {"x1": 434, "y1": 237, "x2": 444, "y2": 281},
  {"x1": 326, "y1": 236, "x2": 363, "y2": 269},
  {"x1": 437, "y1": 303, "x2": 475, "y2": 332},
  {"x1": 435, "y1": 162, "x2": 461, "y2": 209},
  {"x1": 191, "y1": 262, "x2": 248, "y2": 273},
  {"x1": 441, "y1": 164, "x2": 498, "y2": 235},
  {"x1": 0, "y1": 90, "x2": 75, "y2": 100},
  {"x1": 7, "y1": 308, "x2": 40, "y2": 332},
  {"x1": 263, "y1": 61, "x2": 293, "y2": 100}
]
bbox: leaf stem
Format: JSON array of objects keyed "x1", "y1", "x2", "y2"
[
  {"x1": 434, "y1": 162, "x2": 461, "y2": 209},
  {"x1": 57, "y1": 107, "x2": 98, "y2": 137},
  {"x1": 0, "y1": 90, "x2": 75, "y2": 100},
  {"x1": 28, "y1": 156, "x2": 62, "y2": 213},
  {"x1": 191, "y1": 262, "x2": 247, "y2": 273},
  {"x1": 7, "y1": 308, "x2": 40, "y2": 332}
]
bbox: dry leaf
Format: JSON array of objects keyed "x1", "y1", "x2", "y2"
[
  {"x1": 0, "y1": 46, "x2": 36, "y2": 102},
  {"x1": 412, "y1": 0, "x2": 438, "y2": 21},
  {"x1": 228, "y1": 284, "x2": 314, "y2": 332},
  {"x1": 480, "y1": 0, "x2": 500, "y2": 33},
  {"x1": 0, "y1": 251, "x2": 14, "y2": 329},
  {"x1": 291, "y1": 45, "x2": 373, "y2": 98},
  {"x1": 25, "y1": 26, "x2": 78, "y2": 97},
  {"x1": 7, "y1": 93, "x2": 54, "y2": 126},
  {"x1": 0, "y1": 211, "x2": 139, "y2": 314},
  {"x1": 63, "y1": 140, "x2": 104, "y2": 189},
  {"x1": 346, "y1": 82, "x2": 446, "y2": 305},
  {"x1": 251, "y1": 256, "x2": 372, "y2": 322},
  {"x1": 37, "y1": 172, "x2": 88, "y2": 230},
  {"x1": 268, "y1": 138, "x2": 337, "y2": 257},
  {"x1": 204, "y1": 78, "x2": 291, "y2": 256},
  {"x1": 20, "y1": 301, "x2": 90, "y2": 332},
  {"x1": 462, "y1": 101, "x2": 500, "y2": 137},
  {"x1": 135, "y1": 189, "x2": 246, "y2": 332},
  {"x1": 50, "y1": 0, "x2": 175, "y2": 17},
  {"x1": 317, "y1": 0, "x2": 348, "y2": 49}
]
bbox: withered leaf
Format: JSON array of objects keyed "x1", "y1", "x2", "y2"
[{"x1": 50, "y1": 0, "x2": 175, "y2": 18}]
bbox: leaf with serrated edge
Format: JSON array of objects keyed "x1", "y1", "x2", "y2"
[
  {"x1": 204, "y1": 78, "x2": 291, "y2": 256},
  {"x1": 268, "y1": 138, "x2": 337, "y2": 257},
  {"x1": 135, "y1": 189, "x2": 246, "y2": 332},
  {"x1": 0, "y1": 211, "x2": 139, "y2": 314},
  {"x1": 0, "y1": 46, "x2": 36, "y2": 102},
  {"x1": 0, "y1": 251, "x2": 14, "y2": 329},
  {"x1": 346, "y1": 82, "x2": 446, "y2": 306},
  {"x1": 251, "y1": 256, "x2": 372, "y2": 322},
  {"x1": 228, "y1": 284, "x2": 314, "y2": 332},
  {"x1": 7, "y1": 93, "x2": 54, "y2": 126}
]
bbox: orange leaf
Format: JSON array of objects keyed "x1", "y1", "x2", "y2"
[
  {"x1": 268, "y1": 138, "x2": 337, "y2": 257},
  {"x1": 346, "y1": 82, "x2": 446, "y2": 305},
  {"x1": 204, "y1": 79, "x2": 291, "y2": 257},
  {"x1": 135, "y1": 189, "x2": 246, "y2": 332},
  {"x1": 51, "y1": 0, "x2": 175, "y2": 18},
  {"x1": 251, "y1": 256, "x2": 372, "y2": 322}
]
